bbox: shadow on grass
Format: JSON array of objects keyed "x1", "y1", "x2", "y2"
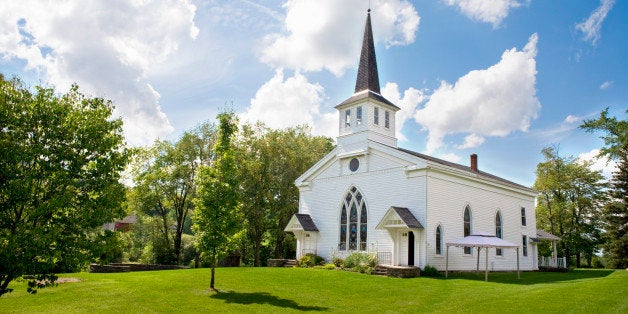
[
  {"x1": 441, "y1": 269, "x2": 615, "y2": 285},
  {"x1": 211, "y1": 290, "x2": 329, "y2": 311}
]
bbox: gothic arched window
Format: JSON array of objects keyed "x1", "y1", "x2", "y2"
[
  {"x1": 436, "y1": 225, "x2": 443, "y2": 255},
  {"x1": 495, "y1": 211, "x2": 503, "y2": 256},
  {"x1": 339, "y1": 187, "x2": 367, "y2": 251},
  {"x1": 463, "y1": 206, "x2": 472, "y2": 254}
]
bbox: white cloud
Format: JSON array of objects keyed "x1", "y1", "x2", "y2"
[
  {"x1": 438, "y1": 152, "x2": 462, "y2": 163},
  {"x1": 564, "y1": 115, "x2": 582, "y2": 124},
  {"x1": 599, "y1": 80, "x2": 613, "y2": 90},
  {"x1": 576, "y1": 0, "x2": 615, "y2": 45},
  {"x1": 241, "y1": 69, "x2": 337, "y2": 138},
  {"x1": 444, "y1": 0, "x2": 525, "y2": 28},
  {"x1": 414, "y1": 33, "x2": 540, "y2": 153},
  {"x1": 578, "y1": 149, "x2": 618, "y2": 181},
  {"x1": 381, "y1": 82, "x2": 426, "y2": 141},
  {"x1": 260, "y1": 0, "x2": 419, "y2": 76},
  {"x1": 0, "y1": 0, "x2": 199, "y2": 145},
  {"x1": 456, "y1": 133, "x2": 486, "y2": 149}
]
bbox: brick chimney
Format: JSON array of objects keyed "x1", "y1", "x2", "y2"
[{"x1": 470, "y1": 154, "x2": 478, "y2": 172}]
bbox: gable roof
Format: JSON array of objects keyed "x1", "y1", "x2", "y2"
[
  {"x1": 284, "y1": 214, "x2": 319, "y2": 232},
  {"x1": 376, "y1": 206, "x2": 424, "y2": 230},
  {"x1": 395, "y1": 146, "x2": 533, "y2": 192}
]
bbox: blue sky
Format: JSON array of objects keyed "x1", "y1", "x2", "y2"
[{"x1": 1, "y1": 0, "x2": 625, "y2": 187}]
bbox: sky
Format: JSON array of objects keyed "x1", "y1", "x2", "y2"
[{"x1": 1, "y1": 0, "x2": 626, "y2": 187}]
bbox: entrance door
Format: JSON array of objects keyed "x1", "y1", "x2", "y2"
[{"x1": 408, "y1": 231, "x2": 415, "y2": 266}]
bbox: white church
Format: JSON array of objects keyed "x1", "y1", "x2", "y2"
[{"x1": 285, "y1": 10, "x2": 543, "y2": 271}]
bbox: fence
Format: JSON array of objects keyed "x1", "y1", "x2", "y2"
[{"x1": 539, "y1": 256, "x2": 567, "y2": 268}]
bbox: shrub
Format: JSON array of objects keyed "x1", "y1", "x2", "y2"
[
  {"x1": 324, "y1": 263, "x2": 336, "y2": 270},
  {"x1": 298, "y1": 253, "x2": 325, "y2": 268},
  {"x1": 342, "y1": 252, "x2": 377, "y2": 273},
  {"x1": 422, "y1": 265, "x2": 441, "y2": 277},
  {"x1": 332, "y1": 257, "x2": 344, "y2": 268}
]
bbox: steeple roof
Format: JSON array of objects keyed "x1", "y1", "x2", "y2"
[
  {"x1": 355, "y1": 9, "x2": 380, "y2": 94},
  {"x1": 337, "y1": 10, "x2": 399, "y2": 111}
]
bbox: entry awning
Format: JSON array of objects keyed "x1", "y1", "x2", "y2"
[
  {"x1": 536, "y1": 229, "x2": 561, "y2": 241},
  {"x1": 375, "y1": 206, "x2": 424, "y2": 230},
  {"x1": 284, "y1": 214, "x2": 319, "y2": 232}
]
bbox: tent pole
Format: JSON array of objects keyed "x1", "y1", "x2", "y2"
[
  {"x1": 516, "y1": 247, "x2": 520, "y2": 280},
  {"x1": 485, "y1": 247, "x2": 489, "y2": 282},
  {"x1": 476, "y1": 247, "x2": 480, "y2": 275},
  {"x1": 445, "y1": 245, "x2": 449, "y2": 278}
]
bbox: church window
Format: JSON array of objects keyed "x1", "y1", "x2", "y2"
[
  {"x1": 374, "y1": 107, "x2": 379, "y2": 125},
  {"x1": 436, "y1": 225, "x2": 443, "y2": 255},
  {"x1": 522, "y1": 235, "x2": 528, "y2": 256},
  {"x1": 463, "y1": 206, "x2": 471, "y2": 254},
  {"x1": 349, "y1": 158, "x2": 359, "y2": 172},
  {"x1": 495, "y1": 211, "x2": 503, "y2": 256},
  {"x1": 345, "y1": 109, "x2": 351, "y2": 127},
  {"x1": 339, "y1": 205, "x2": 347, "y2": 250},
  {"x1": 339, "y1": 187, "x2": 367, "y2": 251},
  {"x1": 356, "y1": 106, "x2": 362, "y2": 125},
  {"x1": 384, "y1": 111, "x2": 390, "y2": 128},
  {"x1": 521, "y1": 207, "x2": 527, "y2": 226}
]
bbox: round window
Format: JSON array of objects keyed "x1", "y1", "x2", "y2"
[{"x1": 349, "y1": 158, "x2": 360, "y2": 172}]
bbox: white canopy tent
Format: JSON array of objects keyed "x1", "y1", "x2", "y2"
[{"x1": 445, "y1": 232, "x2": 520, "y2": 281}]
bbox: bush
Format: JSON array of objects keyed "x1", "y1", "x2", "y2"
[
  {"x1": 298, "y1": 253, "x2": 325, "y2": 268},
  {"x1": 332, "y1": 257, "x2": 344, "y2": 268},
  {"x1": 343, "y1": 252, "x2": 377, "y2": 273},
  {"x1": 324, "y1": 263, "x2": 336, "y2": 270},
  {"x1": 422, "y1": 265, "x2": 441, "y2": 277}
]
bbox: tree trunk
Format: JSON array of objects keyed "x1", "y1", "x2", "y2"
[
  {"x1": 274, "y1": 228, "x2": 285, "y2": 259},
  {"x1": 254, "y1": 236, "x2": 261, "y2": 267},
  {"x1": 210, "y1": 266, "x2": 215, "y2": 290},
  {"x1": 0, "y1": 274, "x2": 14, "y2": 296},
  {"x1": 576, "y1": 253, "x2": 581, "y2": 268}
]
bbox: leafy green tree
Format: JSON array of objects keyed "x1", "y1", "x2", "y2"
[
  {"x1": 193, "y1": 111, "x2": 241, "y2": 291},
  {"x1": 534, "y1": 147, "x2": 607, "y2": 267},
  {"x1": 581, "y1": 108, "x2": 628, "y2": 268},
  {"x1": 236, "y1": 123, "x2": 334, "y2": 264},
  {"x1": 0, "y1": 76, "x2": 129, "y2": 296},
  {"x1": 131, "y1": 122, "x2": 217, "y2": 264}
]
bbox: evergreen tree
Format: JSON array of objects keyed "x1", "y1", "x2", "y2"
[{"x1": 581, "y1": 109, "x2": 627, "y2": 268}]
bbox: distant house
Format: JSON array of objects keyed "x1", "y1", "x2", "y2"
[
  {"x1": 285, "y1": 10, "x2": 544, "y2": 271},
  {"x1": 103, "y1": 214, "x2": 137, "y2": 232}
]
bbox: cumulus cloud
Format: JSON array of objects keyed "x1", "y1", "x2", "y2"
[
  {"x1": 599, "y1": 80, "x2": 613, "y2": 90},
  {"x1": 456, "y1": 134, "x2": 486, "y2": 149},
  {"x1": 414, "y1": 33, "x2": 540, "y2": 153},
  {"x1": 444, "y1": 0, "x2": 525, "y2": 28},
  {"x1": 381, "y1": 82, "x2": 426, "y2": 141},
  {"x1": 0, "y1": 0, "x2": 198, "y2": 145},
  {"x1": 241, "y1": 69, "x2": 336, "y2": 138},
  {"x1": 260, "y1": 0, "x2": 419, "y2": 76},
  {"x1": 564, "y1": 115, "x2": 582, "y2": 124},
  {"x1": 578, "y1": 149, "x2": 618, "y2": 181},
  {"x1": 576, "y1": 0, "x2": 615, "y2": 45}
]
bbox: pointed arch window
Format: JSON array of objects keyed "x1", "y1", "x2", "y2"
[
  {"x1": 463, "y1": 206, "x2": 472, "y2": 254},
  {"x1": 339, "y1": 187, "x2": 367, "y2": 251},
  {"x1": 436, "y1": 225, "x2": 443, "y2": 255},
  {"x1": 495, "y1": 211, "x2": 503, "y2": 256}
]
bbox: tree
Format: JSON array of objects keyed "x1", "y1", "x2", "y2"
[
  {"x1": 0, "y1": 76, "x2": 129, "y2": 296},
  {"x1": 581, "y1": 108, "x2": 628, "y2": 268},
  {"x1": 193, "y1": 111, "x2": 241, "y2": 291},
  {"x1": 534, "y1": 147, "x2": 607, "y2": 267},
  {"x1": 131, "y1": 122, "x2": 217, "y2": 264},
  {"x1": 236, "y1": 123, "x2": 334, "y2": 265}
]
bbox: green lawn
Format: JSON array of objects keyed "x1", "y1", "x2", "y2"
[{"x1": 1, "y1": 268, "x2": 626, "y2": 313}]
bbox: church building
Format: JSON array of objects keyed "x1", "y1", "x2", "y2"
[{"x1": 285, "y1": 10, "x2": 539, "y2": 271}]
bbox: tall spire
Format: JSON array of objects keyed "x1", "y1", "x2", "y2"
[{"x1": 354, "y1": 9, "x2": 380, "y2": 94}]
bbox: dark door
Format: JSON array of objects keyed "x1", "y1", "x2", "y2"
[{"x1": 408, "y1": 231, "x2": 415, "y2": 266}]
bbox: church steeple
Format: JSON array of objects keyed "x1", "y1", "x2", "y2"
[
  {"x1": 355, "y1": 9, "x2": 380, "y2": 94},
  {"x1": 335, "y1": 9, "x2": 399, "y2": 149}
]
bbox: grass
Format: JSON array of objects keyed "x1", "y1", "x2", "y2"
[{"x1": 1, "y1": 268, "x2": 626, "y2": 313}]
